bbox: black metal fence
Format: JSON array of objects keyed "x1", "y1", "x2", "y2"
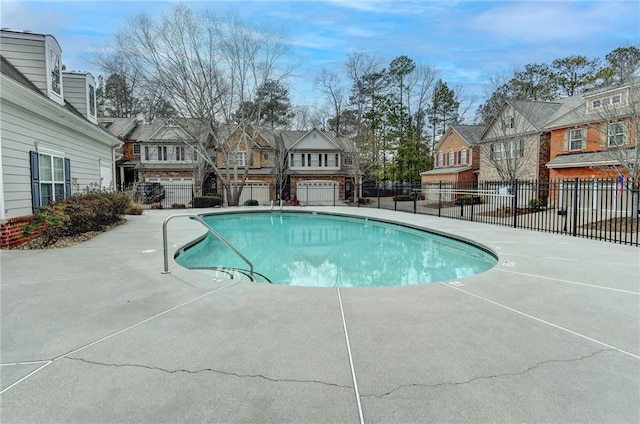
[
  {"x1": 119, "y1": 178, "x2": 639, "y2": 246},
  {"x1": 361, "y1": 178, "x2": 639, "y2": 246}
]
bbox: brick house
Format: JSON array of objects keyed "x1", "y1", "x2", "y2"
[
  {"x1": 420, "y1": 124, "x2": 484, "y2": 185},
  {"x1": 281, "y1": 128, "x2": 357, "y2": 204},
  {"x1": 0, "y1": 29, "x2": 121, "y2": 248},
  {"x1": 545, "y1": 83, "x2": 638, "y2": 180}
]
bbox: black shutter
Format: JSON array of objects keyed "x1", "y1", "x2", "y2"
[
  {"x1": 30, "y1": 151, "x2": 41, "y2": 211},
  {"x1": 64, "y1": 158, "x2": 71, "y2": 198}
]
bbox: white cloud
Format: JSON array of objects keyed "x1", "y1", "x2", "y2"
[{"x1": 470, "y1": 1, "x2": 637, "y2": 43}]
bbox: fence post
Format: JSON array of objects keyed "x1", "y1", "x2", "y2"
[
  {"x1": 572, "y1": 177, "x2": 579, "y2": 236},
  {"x1": 438, "y1": 181, "x2": 442, "y2": 217},
  {"x1": 413, "y1": 190, "x2": 417, "y2": 214},
  {"x1": 512, "y1": 179, "x2": 519, "y2": 228},
  {"x1": 394, "y1": 185, "x2": 397, "y2": 211}
]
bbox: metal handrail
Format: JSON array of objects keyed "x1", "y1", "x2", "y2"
[{"x1": 162, "y1": 213, "x2": 254, "y2": 275}]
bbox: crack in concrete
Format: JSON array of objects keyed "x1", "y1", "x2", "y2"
[
  {"x1": 64, "y1": 356, "x2": 352, "y2": 390},
  {"x1": 361, "y1": 348, "x2": 614, "y2": 399}
]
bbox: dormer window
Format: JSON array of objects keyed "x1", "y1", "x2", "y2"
[
  {"x1": 592, "y1": 99, "x2": 602, "y2": 109},
  {"x1": 611, "y1": 94, "x2": 621, "y2": 105},
  {"x1": 49, "y1": 48, "x2": 61, "y2": 95},
  {"x1": 88, "y1": 84, "x2": 96, "y2": 117}
]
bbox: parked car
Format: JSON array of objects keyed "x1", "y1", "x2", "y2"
[{"x1": 135, "y1": 182, "x2": 166, "y2": 204}]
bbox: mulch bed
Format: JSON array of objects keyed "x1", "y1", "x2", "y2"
[
  {"x1": 12, "y1": 219, "x2": 126, "y2": 250},
  {"x1": 582, "y1": 217, "x2": 639, "y2": 233},
  {"x1": 477, "y1": 207, "x2": 543, "y2": 218}
]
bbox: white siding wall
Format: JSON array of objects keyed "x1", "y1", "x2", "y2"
[
  {"x1": 0, "y1": 36, "x2": 47, "y2": 94},
  {"x1": 1, "y1": 102, "x2": 114, "y2": 219},
  {"x1": 62, "y1": 73, "x2": 87, "y2": 116}
]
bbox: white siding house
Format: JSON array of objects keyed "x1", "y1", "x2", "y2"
[{"x1": 0, "y1": 29, "x2": 121, "y2": 247}]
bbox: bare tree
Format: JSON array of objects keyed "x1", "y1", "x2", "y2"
[
  {"x1": 315, "y1": 68, "x2": 345, "y2": 136},
  {"x1": 111, "y1": 4, "x2": 293, "y2": 205},
  {"x1": 480, "y1": 100, "x2": 558, "y2": 182},
  {"x1": 585, "y1": 77, "x2": 640, "y2": 216}
]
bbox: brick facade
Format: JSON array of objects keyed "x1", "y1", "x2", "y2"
[{"x1": 0, "y1": 215, "x2": 38, "y2": 249}]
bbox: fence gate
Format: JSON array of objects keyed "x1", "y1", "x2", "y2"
[
  {"x1": 145, "y1": 177, "x2": 194, "y2": 207},
  {"x1": 226, "y1": 182, "x2": 271, "y2": 205},
  {"x1": 297, "y1": 180, "x2": 338, "y2": 206}
]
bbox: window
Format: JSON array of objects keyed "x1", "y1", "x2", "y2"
[
  {"x1": 592, "y1": 99, "x2": 602, "y2": 109},
  {"x1": 227, "y1": 151, "x2": 246, "y2": 166},
  {"x1": 30, "y1": 151, "x2": 70, "y2": 210},
  {"x1": 437, "y1": 153, "x2": 444, "y2": 167},
  {"x1": 608, "y1": 122, "x2": 626, "y2": 146},
  {"x1": 460, "y1": 149, "x2": 468, "y2": 164},
  {"x1": 448, "y1": 151, "x2": 455, "y2": 165},
  {"x1": 569, "y1": 129, "x2": 583, "y2": 151},
  {"x1": 144, "y1": 145, "x2": 193, "y2": 162},
  {"x1": 88, "y1": 84, "x2": 96, "y2": 117},
  {"x1": 49, "y1": 48, "x2": 61, "y2": 96},
  {"x1": 611, "y1": 94, "x2": 622, "y2": 105},
  {"x1": 133, "y1": 143, "x2": 140, "y2": 155},
  {"x1": 503, "y1": 116, "x2": 514, "y2": 129},
  {"x1": 491, "y1": 143, "x2": 506, "y2": 160},
  {"x1": 491, "y1": 140, "x2": 523, "y2": 160},
  {"x1": 343, "y1": 155, "x2": 353, "y2": 166}
]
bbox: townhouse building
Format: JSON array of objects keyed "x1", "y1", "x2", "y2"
[{"x1": 0, "y1": 29, "x2": 121, "y2": 248}]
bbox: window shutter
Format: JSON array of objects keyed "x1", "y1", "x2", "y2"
[
  {"x1": 490, "y1": 144, "x2": 495, "y2": 160},
  {"x1": 64, "y1": 158, "x2": 71, "y2": 197},
  {"x1": 600, "y1": 124, "x2": 607, "y2": 147},
  {"x1": 581, "y1": 128, "x2": 588, "y2": 150},
  {"x1": 457, "y1": 151, "x2": 461, "y2": 164},
  {"x1": 30, "y1": 151, "x2": 41, "y2": 211},
  {"x1": 563, "y1": 131, "x2": 569, "y2": 151}
]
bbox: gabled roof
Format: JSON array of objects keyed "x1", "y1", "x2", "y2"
[
  {"x1": 281, "y1": 128, "x2": 354, "y2": 152},
  {"x1": 99, "y1": 117, "x2": 138, "y2": 139},
  {"x1": 544, "y1": 83, "x2": 636, "y2": 130},
  {"x1": 507, "y1": 99, "x2": 564, "y2": 131},
  {"x1": 452, "y1": 124, "x2": 485, "y2": 145}
]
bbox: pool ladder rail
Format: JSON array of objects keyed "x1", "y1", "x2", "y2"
[{"x1": 162, "y1": 213, "x2": 254, "y2": 276}]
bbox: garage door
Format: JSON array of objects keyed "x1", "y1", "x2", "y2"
[
  {"x1": 145, "y1": 178, "x2": 194, "y2": 207},
  {"x1": 297, "y1": 180, "x2": 338, "y2": 206},
  {"x1": 226, "y1": 182, "x2": 271, "y2": 205}
]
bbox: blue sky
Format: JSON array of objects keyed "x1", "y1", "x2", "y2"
[{"x1": 2, "y1": 0, "x2": 638, "y2": 119}]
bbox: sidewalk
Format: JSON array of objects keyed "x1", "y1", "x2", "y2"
[{"x1": 1, "y1": 207, "x2": 638, "y2": 423}]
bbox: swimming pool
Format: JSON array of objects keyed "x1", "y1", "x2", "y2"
[{"x1": 175, "y1": 211, "x2": 497, "y2": 287}]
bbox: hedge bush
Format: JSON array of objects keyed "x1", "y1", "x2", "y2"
[
  {"x1": 243, "y1": 199, "x2": 259, "y2": 206},
  {"x1": 23, "y1": 192, "x2": 130, "y2": 245},
  {"x1": 454, "y1": 195, "x2": 482, "y2": 205},
  {"x1": 192, "y1": 196, "x2": 223, "y2": 208},
  {"x1": 393, "y1": 194, "x2": 415, "y2": 202}
]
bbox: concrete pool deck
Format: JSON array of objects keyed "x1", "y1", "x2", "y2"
[{"x1": 1, "y1": 207, "x2": 638, "y2": 423}]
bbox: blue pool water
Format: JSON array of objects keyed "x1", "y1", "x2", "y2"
[{"x1": 175, "y1": 212, "x2": 497, "y2": 287}]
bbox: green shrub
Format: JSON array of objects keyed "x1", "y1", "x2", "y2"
[
  {"x1": 192, "y1": 196, "x2": 223, "y2": 208},
  {"x1": 243, "y1": 199, "x2": 259, "y2": 206},
  {"x1": 125, "y1": 202, "x2": 144, "y2": 215},
  {"x1": 454, "y1": 195, "x2": 482, "y2": 206},
  {"x1": 23, "y1": 192, "x2": 129, "y2": 246},
  {"x1": 171, "y1": 203, "x2": 186, "y2": 209},
  {"x1": 529, "y1": 198, "x2": 543, "y2": 210},
  {"x1": 393, "y1": 194, "x2": 415, "y2": 202}
]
